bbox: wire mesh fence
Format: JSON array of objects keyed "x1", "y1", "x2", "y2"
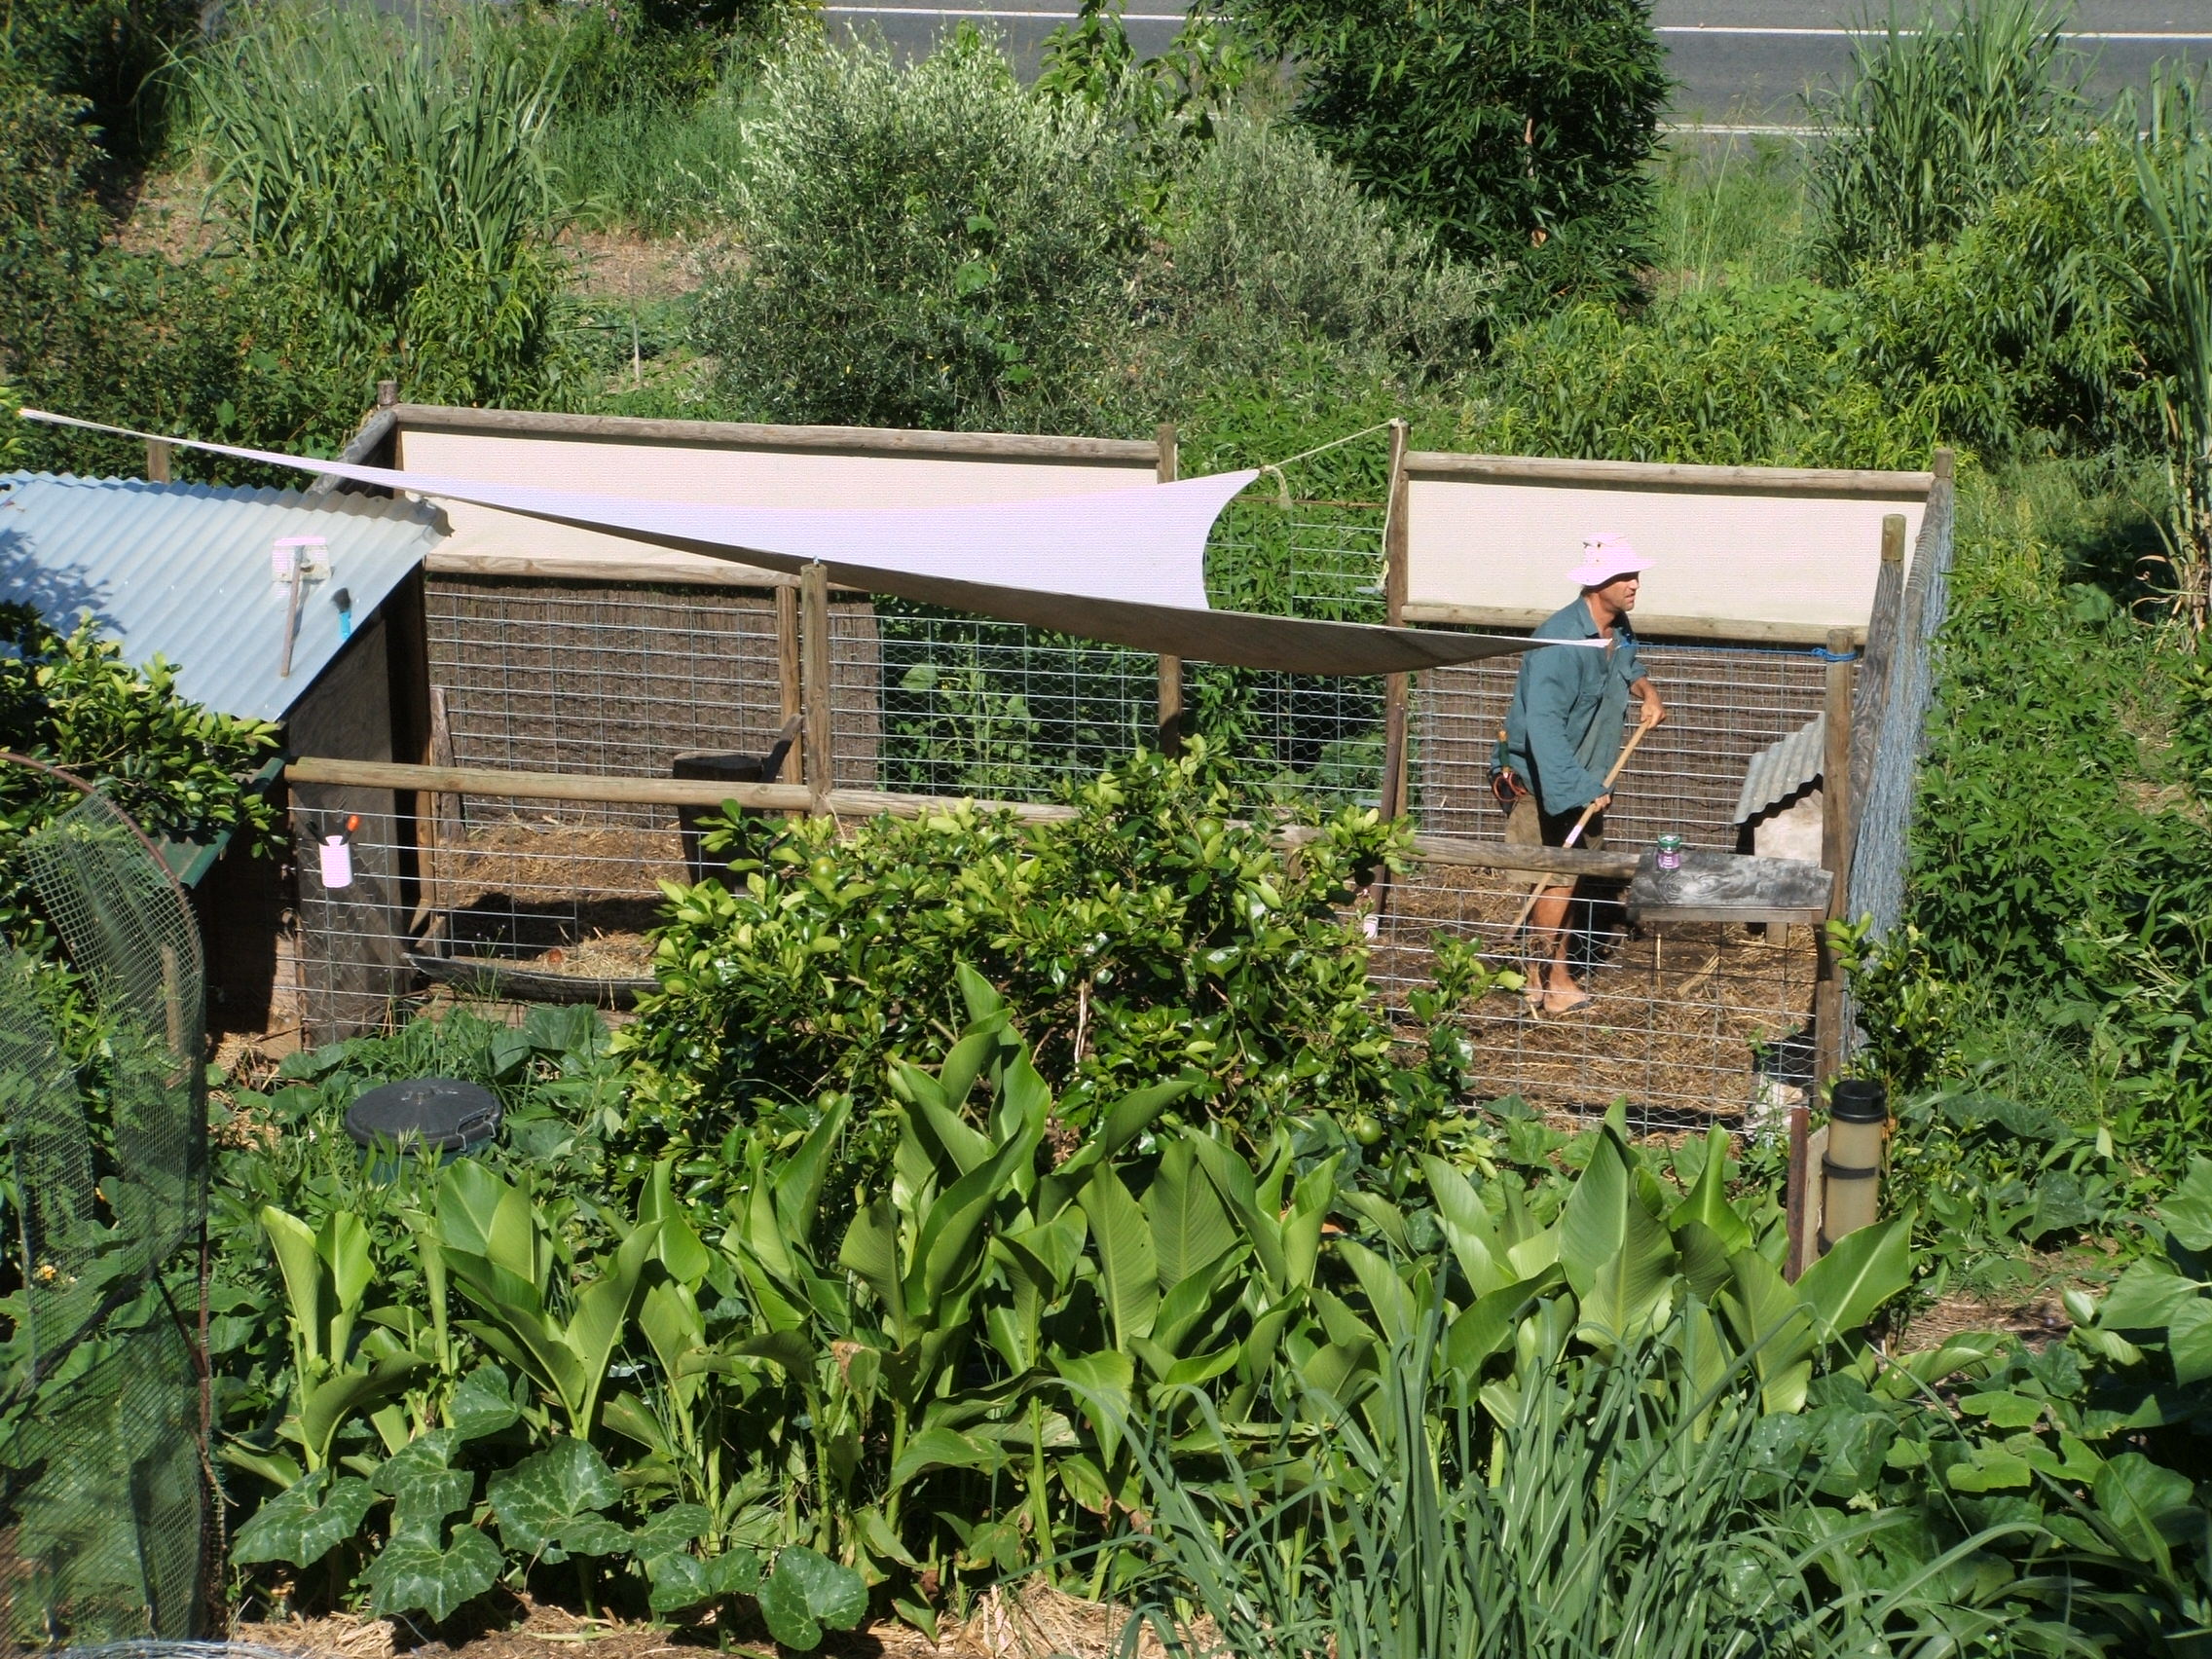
[
  {"x1": 0, "y1": 790, "x2": 209, "y2": 1646},
  {"x1": 305, "y1": 437, "x2": 1939, "y2": 1128}
]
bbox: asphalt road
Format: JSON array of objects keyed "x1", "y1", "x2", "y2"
[{"x1": 819, "y1": 0, "x2": 2210, "y2": 127}]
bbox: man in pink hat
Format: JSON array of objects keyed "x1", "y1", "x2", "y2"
[{"x1": 1497, "y1": 533, "x2": 1666, "y2": 1014}]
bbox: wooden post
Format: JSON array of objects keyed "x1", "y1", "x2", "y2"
[
  {"x1": 1796, "y1": 626, "x2": 1858, "y2": 1280},
  {"x1": 1155, "y1": 423, "x2": 1183, "y2": 755},
  {"x1": 800, "y1": 563, "x2": 833, "y2": 818},
  {"x1": 144, "y1": 440, "x2": 172, "y2": 483},
  {"x1": 1379, "y1": 419, "x2": 1413, "y2": 822},
  {"x1": 777, "y1": 584, "x2": 803, "y2": 787},
  {"x1": 1849, "y1": 514, "x2": 1907, "y2": 830}
]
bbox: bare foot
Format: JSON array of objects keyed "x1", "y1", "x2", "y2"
[{"x1": 1543, "y1": 983, "x2": 1592, "y2": 1015}]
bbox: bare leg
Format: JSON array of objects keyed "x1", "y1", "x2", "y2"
[{"x1": 1528, "y1": 885, "x2": 1589, "y2": 1012}]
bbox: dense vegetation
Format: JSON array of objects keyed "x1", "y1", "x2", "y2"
[{"x1": 5, "y1": 0, "x2": 2212, "y2": 1650}]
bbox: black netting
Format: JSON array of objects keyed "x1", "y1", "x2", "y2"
[{"x1": 0, "y1": 791, "x2": 209, "y2": 1646}]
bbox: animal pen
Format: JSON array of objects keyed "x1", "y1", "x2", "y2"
[{"x1": 280, "y1": 404, "x2": 1954, "y2": 1157}]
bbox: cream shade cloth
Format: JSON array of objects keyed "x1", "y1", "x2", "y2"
[{"x1": 19, "y1": 411, "x2": 1596, "y2": 675}]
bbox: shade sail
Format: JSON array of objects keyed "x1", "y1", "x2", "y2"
[{"x1": 18, "y1": 410, "x2": 1595, "y2": 675}]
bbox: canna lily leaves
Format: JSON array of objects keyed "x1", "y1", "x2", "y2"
[
  {"x1": 2092, "y1": 1453, "x2": 2202, "y2": 1570},
  {"x1": 1423, "y1": 1156, "x2": 1508, "y2": 1296},
  {"x1": 1794, "y1": 1212, "x2": 1912, "y2": 1337},
  {"x1": 1560, "y1": 1129, "x2": 1677, "y2": 1344},
  {"x1": 1079, "y1": 1166, "x2": 1160, "y2": 1346},
  {"x1": 1669, "y1": 1125, "x2": 1751, "y2": 1253},
  {"x1": 1144, "y1": 1140, "x2": 1237, "y2": 1287},
  {"x1": 1056, "y1": 1349, "x2": 1135, "y2": 1462},
  {"x1": 888, "y1": 1425, "x2": 1007, "y2": 1485},
  {"x1": 230, "y1": 1468, "x2": 377, "y2": 1568}
]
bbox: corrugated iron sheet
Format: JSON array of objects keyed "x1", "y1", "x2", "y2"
[
  {"x1": 0, "y1": 472, "x2": 443, "y2": 724},
  {"x1": 1733, "y1": 714, "x2": 1824, "y2": 825}
]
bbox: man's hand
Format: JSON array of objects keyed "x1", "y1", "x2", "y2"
[
  {"x1": 1589, "y1": 793, "x2": 1612, "y2": 813},
  {"x1": 1640, "y1": 695, "x2": 1667, "y2": 728}
]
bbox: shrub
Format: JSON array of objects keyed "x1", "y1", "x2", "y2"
[
  {"x1": 0, "y1": 0, "x2": 200, "y2": 168},
  {"x1": 1812, "y1": 0, "x2": 2085, "y2": 279},
  {"x1": 0, "y1": 608, "x2": 280, "y2": 940},
  {"x1": 1462, "y1": 282, "x2": 1940, "y2": 469},
  {"x1": 187, "y1": 3, "x2": 584, "y2": 412},
  {"x1": 1226, "y1": 0, "x2": 1668, "y2": 309},
  {"x1": 692, "y1": 29, "x2": 1146, "y2": 430},
  {"x1": 615, "y1": 742, "x2": 1504, "y2": 1181},
  {"x1": 1137, "y1": 116, "x2": 1497, "y2": 393}
]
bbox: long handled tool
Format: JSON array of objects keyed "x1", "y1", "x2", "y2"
[{"x1": 1506, "y1": 713, "x2": 1660, "y2": 937}]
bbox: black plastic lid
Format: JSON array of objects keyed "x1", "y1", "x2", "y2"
[
  {"x1": 345, "y1": 1078, "x2": 502, "y2": 1152},
  {"x1": 1829, "y1": 1078, "x2": 1889, "y2": 1123}
]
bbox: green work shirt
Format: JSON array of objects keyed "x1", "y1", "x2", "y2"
[{"x1": 1503, "y1": 598, "x2": 1644, "y2": 815}]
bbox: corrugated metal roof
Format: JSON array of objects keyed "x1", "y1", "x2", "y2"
[
  {"x1": 1733, "y1": 715, "x2": 1825, "y2": 825},
  {"x1": 0, "y1": 473, "x2": 443, "y2": 724}
]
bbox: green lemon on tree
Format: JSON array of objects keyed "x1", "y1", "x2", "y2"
[{"x1": 1347, "y1": 1112, "x2": 1383, "y2": 1147}]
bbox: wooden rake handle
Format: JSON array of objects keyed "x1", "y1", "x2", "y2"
[{"x1": 1507, "y1": 714, "x2": 1661, "y2": 936}]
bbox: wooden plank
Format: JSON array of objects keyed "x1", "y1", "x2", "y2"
[
  {"x1": 426, "y1": 549, "x2": 803, "y2": 590},
  {"x1": 282, "y1": 756, "x2": 1079, "y2": 822},
  {"x1": 801, "y1": 562, "x2": 833, "y2": 816},
  {"x1": 1380, "y1": 420, "x2": 1413, "y2": 822},
  {"x1": 1401, "y1": 602, "x2": 1864, "y2": 648},
  {"x1": 1156, "y1": 423, "x2": 1183, "y2": 755},
  {"x1": 144, "y1": 440, "x2": 171, "y2": 483},
  {"x1": 1405, "y1": 451, "x2": 1936, "y2": 499},
  {"x1": 1849, "y1": 515, "x2": 1907, "y2": 835},
  {"x1": 1812, "y1": 627, "x2": 1857, "y2": 1119},
  {"x1": 777, "y1": 583, "x2": 804, "y2": 788},
  {"x1": 391, "y1": 403, "x2": 1159, "y2": 465}
]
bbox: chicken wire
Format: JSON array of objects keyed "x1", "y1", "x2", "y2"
[
  {"x1": 316, "y1": 437, "x2": 1924, "y2": 1125},
  {"x1": 0, "y1": 791, "x2": 210, "y2": 1647}
]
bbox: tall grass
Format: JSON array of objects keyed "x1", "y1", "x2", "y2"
[
  {"x1": 1110, "y1": 1307, "x2": 2032, "y2": 1659},
  {"x1": 186, "y1": 1, "x2": 579, "y2": 404},
  {"x1": 2133, "y1": 73, "x2": 2212, "y2": 631},
  {"x1": 1651, "y1": 135, "x2": 1815, "y2": 291},
  {"x1": 546, "y1": 79, "x2": 757, "y2": 236},
  {"x1": 1812, "y1": 0, "x2": 2084, "y2": 278}
]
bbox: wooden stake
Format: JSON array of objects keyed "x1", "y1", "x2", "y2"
[
  {"x1": 801, "y1": 562, "x2": 832, "y2": 817},
  {"x1": 1379, "y1": 419, "x2": 1412, "y2": 822},
  {"x1": 777, "y1": 584, "x2": 803, "y2": 788},
  {"x1": 1155, "y1": 423, "x2": 1183, "y2": 755},
  {"x1": 145, "y1": 439, "x2": 172, "y2": 483},
  {"x1": 1799, "y1": 626, "x2": 1859, "y2": 1280}
]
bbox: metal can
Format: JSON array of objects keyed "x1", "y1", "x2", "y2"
[{"x1": 1654, "y1": 832, "x2": 1685, "y2": 871}]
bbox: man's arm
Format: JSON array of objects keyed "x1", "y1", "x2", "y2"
[{"x1": 1631, "y1": 676, "x2": 1666, "y2": 726}]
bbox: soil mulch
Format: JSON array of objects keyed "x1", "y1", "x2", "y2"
[
  {"x1": 234, "y1": 1584, "x2": 1207, "y2": 1659},
  {"x1": 1378, "y1": 861, "x2": 1818, "y2": 1123}
]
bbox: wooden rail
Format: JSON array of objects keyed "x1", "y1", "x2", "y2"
[{"x1": 283, "y1": 757, "x2": 1640, "y2": 877}]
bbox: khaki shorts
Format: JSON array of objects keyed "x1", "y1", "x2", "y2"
[{"x1": 1505, "y1": 793, "x2": 1604, "y2": 852}]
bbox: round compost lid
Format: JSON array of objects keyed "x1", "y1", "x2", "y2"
[
  {"x1": 345, "y1": 1078, "x2": 502, "y2": 1153},
  {"x1": 1828, "y1": 1079, "x2": 1889, "y2": 1123}
]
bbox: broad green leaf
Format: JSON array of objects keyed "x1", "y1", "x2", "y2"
[
  {"x1": 262, "y1": 1207, "x2": 323, "y2": 1363},
  {"x1": 447, "y1": 1364, "x2": 521, "y2": 1440},
  {"x1": 642, "y1": 1161, "x2": 712, "y2": 1286},
  {"x1": 2160, "y1": 1157, "x2": 2212, "y2": 1252},
  {"x1": 759, "y1": 1545, "x2": 866, "y2": 1650},
  {"x1": 299, "y1": 1355, "x2": 424, "y2": 1466},
  {"x1": 1560, "y1": 1128, "x2": 1669, "y2": 1303},
  {"x1": 552, "y1": 1514, "x2": 632, "y2": 1559},
  {"x1": 1339, "y1": 1239, "x2": 1418, "y2": 1346},
  {"x1": 888, "y1": 1425, "x2": 1005, "y2": 1485},
  {"x1": 363, "y1": 1528, "x2": 501, "y2": 1622},
  {"x1": 2169, "y1": 1297, "x2": 2212, "y2": 1386},
  {"x1": 1039, "y1": 1078, "x2": 1191, "y2": 1213},
  {"x1": 774, "y1": 1093, "x2": 853, "y2": 1243},
  {"x1": 433, "y1": 1161, "x2": 510, "y2": 1259},
  {"x1": 1144, "y1": 1140, "x2": 1236, "y2": 1287},
  {"x1": 387, "y1": 1467, "x2": 474, "y2": 1545},
  {"x1": 840, "y1": 1199, "x2": 904, "y2": 1332},
  {"x1": 2098, "y1": 1261, "x2": 2204, "y2": 1331},
  {"x1": 1055, "y1": 1349, "x2": 1134, "y2": 1463},
  {"x1": 1669, "y1": 1125, "x2": 1751, "y2": 1252},
  {"x1": 2094, "y1": 1453, "x2": 2199, "y2": 1568},
  {"x1": 1079, "y1": 1166, "x2": 1159, "y2": 1346},
  {"x1": 1336, "y1": 1191, "x2": 1411, "y2": 1255},
  {"x1": 1721, "y1": 1249, "x2": 1815, "y2": 1414},
  {"x1": 1674, "y1": 1219, "x2": 1736, "y2": 1304},
  {"x1": 1422, "y1": 1156, "x2": 1506, "y2": 1296},
  {"x1": 1795, "y1": 1212, "x2": 1912, "y2": 1336},
  {"x1": 1444, "y1": 1269, "x2": 1561, "y2": 1380},
  {"x1": 645, "y1": 1547, "x2": 761, "y2": 1614},
  {"x1": 231, "y1": 1469, "x2": 375, "y2": 1567},
  {"x1": 486, "y1": 1438, "x2": 623, "y2": 1556},
  {"x1": 631, "y1": 1501, "x2": 714, "y2": 1564},
  {"x1": 1959, "y1": 1390, "x2": 2047, "y2": 1429}
]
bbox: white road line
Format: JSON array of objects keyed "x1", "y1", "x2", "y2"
[{"x1": 821, "y1": 9, "x2": 2212, "y2": 39}]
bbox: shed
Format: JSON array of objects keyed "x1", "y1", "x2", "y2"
[{"x1": 0, "y1": 471, "x2": 445, "y2": 1036}]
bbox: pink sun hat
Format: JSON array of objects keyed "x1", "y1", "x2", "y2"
[{"x1": 1567, "y1": 532, "x2": 1650, "y2": 588}]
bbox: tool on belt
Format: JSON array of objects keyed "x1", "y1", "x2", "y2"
[{"x1": 1488, "y1": 724, "x2": 1526, "y2": 808}]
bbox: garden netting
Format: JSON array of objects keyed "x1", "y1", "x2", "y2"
[{"x1": 0, "y1": 791, "x2": 209, "y2": 1647}]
